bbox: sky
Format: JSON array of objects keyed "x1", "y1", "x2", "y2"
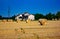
[{"x1": 0, "y1": 0, "x2": 60, "y2": 17}]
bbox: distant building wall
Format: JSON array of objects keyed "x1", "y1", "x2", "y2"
[
  {"x1": 28, "y1": 15, "x2": 35, "y2": 20},
  {"x1": 15, "y1": 14, "x2": 22, "y2": 20},
  {"x1": 15, "y1": 13, "x2": 35, "y2": 21}
]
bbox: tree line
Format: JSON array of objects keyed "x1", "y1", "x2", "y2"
[
  {"x1": 34, "y1": 11, "x2": 60, "y2": 20},
  {"x1": 0, "y1": 11, "x2": 60, "y2": 20}
]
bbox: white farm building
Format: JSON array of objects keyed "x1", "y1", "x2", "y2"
[
  {"x1": 15, "y1": 12, "x2": 35, "y2": 21},
  {"x1": 28, "y1": 14, "x2": 35, "y2": 20}
]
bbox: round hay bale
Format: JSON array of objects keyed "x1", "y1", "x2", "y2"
[
  {"x1": 38, "y1": 19, "x2": 47, "y2": 25},
  {"x1": 52, "y1": 19, "x2": 55, "y2": 21},
  {"x1": 8, "y1": 19, "x2": 13, "y2": 22},
  {"x1": 59, "y1": 18, "x2": 60, "y2": 20},
  {"x1": 0, "y1": 20, "x2": 2, "y2": 22},
  {"x1": 26, "y1": 19, "x2": 31, "y2": 23},
  {"x1": 16, "y1": 19, "x2": 21, "y2": 23},
  {"x1": 2, "y1": 19, "x2": 7, "y2": 22},
  {"x1": 55, "y1": 18, "x2": 57, "y2": 21}
]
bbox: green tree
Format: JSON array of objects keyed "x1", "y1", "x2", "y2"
[
  {"x1": 11, "y1": 15, "x2": 16, "y2": 20},
  {"x1": 52, "y1": 14, "x2": 56, "y2": 20},
  {"x1": 0, "y1": 15, "x2": 1, "y2": 18},
  {"x1": 0, "y1": 15, "x2": 2, "y2": 20},
  {"x1": 56, "y1": 11, "x2": 60, "y2": 20},
  {"x1": 35, "y1": 13, "x2": 44, "y2": 20},
  {"x1": 45, "y1": 13, "x2": 53, "y2": 20}
]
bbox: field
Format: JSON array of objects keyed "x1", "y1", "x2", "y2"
[{"x1": 0, "y1": 20, "x2": 60, "y2": 39}]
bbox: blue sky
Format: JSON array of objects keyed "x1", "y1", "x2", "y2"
[{"x1": 0, "y1": 0, "x2": 60, "y2": 17}]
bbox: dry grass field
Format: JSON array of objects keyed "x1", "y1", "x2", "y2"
[{"x1": 0, "y1": 20, "x2": 60, "y2": 39}]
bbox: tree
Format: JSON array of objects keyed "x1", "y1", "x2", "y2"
[
  {"x1": 52, "y1": 14, "x2": 56, "y2": 20},
  {"x1": 35, "y1": 13, "x2": 44, "y2": 20},
  {"x1": 11, "y1": 15, "x2": 16, "y2": 20},
  {"x1": 0, "y1": 15, "x2": 2, "y2": 20},
  {"x1": 0, "y1": 15, "x2": 2, "y2": 18},
  {"x1": 56, "y1": 11, "x2": 60, "y2": 20},
  {"x1": 45, "y1": 13, "x2": 53, "y2": 20}
]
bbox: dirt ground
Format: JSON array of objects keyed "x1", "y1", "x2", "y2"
[{"x1": 0, "y1": 20, "x2": 60, "y2": 39}]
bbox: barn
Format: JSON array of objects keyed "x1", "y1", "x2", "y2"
[
  {"x1": 15, "y1": 12, "x2": 35, "y2": 21},
  {"x1": 28, "y1": 14, "x2": 35, "y2": 21}
]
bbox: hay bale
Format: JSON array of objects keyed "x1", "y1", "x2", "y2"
[
  {"x1": 59, "y1": 18, "x2": 60, "y2": 20},
  {"x1": 26, "y1": 19, "x2": 31, "y2": 23},
  {"x1": 38, "y1": 19, "x2": 47, "y2": 25},
  {"x1": 2, "y1": 19, "x2": 7, "y2": 22},
  {"x1": 52, "y1": 19, "x2": 55, "y2": 21},
  {"x1": 0, "y1": 20, "x2": 2, "y2": 22},
  {"x1": 8, "y1": 19, "x2": 13, "y2": 22},
  {"x1": 55, "y1": 18, "x2": 57, "y2": 21},
  {"x1": 16, "y1": 19, "x2": 21, "y2": 23}
]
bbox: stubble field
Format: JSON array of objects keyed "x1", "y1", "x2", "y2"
[{"x1": 0, "y1": 20, "x2": 60, "y2": 39}]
